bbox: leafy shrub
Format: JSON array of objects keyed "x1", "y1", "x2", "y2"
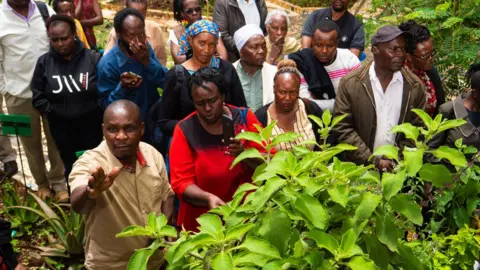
[{"x1": 116, "y1": 109, "x2": 480, "y2": 269}]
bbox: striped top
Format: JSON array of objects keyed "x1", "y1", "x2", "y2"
[{"x1": 267, "y1": 99, "x2": 316, "y2": 152}]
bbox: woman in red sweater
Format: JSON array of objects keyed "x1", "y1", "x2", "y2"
[{"x1": 169, "y1": 67, "x2": 264, "y2": 231}]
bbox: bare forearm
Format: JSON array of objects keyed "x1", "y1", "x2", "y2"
[
  {"x1": 71, "y1": 185, "x2": 96, "y2": 214},
  {"x1": 80, "y1": 16, "x2": 103, "y2": 27},
  {"x1": 301, "y1": 36, "x2": 312, "y2": 49},
  {"x1": 182, "y1": 185, "x2": 212, "y2": 207},
  {"x1": 161, "y1": 195, "x2": 175, "y2": 224}
]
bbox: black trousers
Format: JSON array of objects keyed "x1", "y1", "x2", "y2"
[{"x1": 48, "y1": 112, "x2": 103, "y2": 181}]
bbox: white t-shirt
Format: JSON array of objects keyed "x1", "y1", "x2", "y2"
[
  {"x1": 369, "y1": 62, "x2": 404, "y2": 150},
  {"x1": 299, "y1": 48, "x2": 361, "y2": 112},
  {"x1": 237, "y1": 0, "x2": 261, "y2": 26}
]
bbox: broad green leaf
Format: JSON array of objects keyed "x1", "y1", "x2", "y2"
[
  {"x1": 467, "y1": 198, "x2": 479, "y2": 216},
  {"x1": 233, "y1": 183, "x2": 259, "y2": 198},
  {"x1": 116, "y1": 225, "x2": 154, "y2": 238},
  {"x1": 308, "y1": 115, "x2": 324, "y2": 128},
  {"x1": 171, "y1": 239, "x2": 196, "y2": 264},
  {"x1": 210, "y1": 204, "x2": 234, "y2": 218},
  {"x1": 272, "y1": 132, "x2": 302, "y2": 146},
  {"x1": 294, "y1": 193, "x2": 329, "y2": 229},
  {"x1": 365, "y1": 234, "x2": 390, "y2": 268},
  {"x1": 429, "y1": 146, "x2": 467, "y2": 167},
  {"x1": 304, "y1": 250, "x2": 325, "y2": 269},
  {"x1": 250, "y1": 177, "x2": 286, "y2": 213},
  {"x1": 412, "y1": 108, "x2": 432, "y2": 130},
  {"x1": 196, "y1": 214, "x2": 224, "y2": 240},
  {"x1": 391, "y1": 123, "x2": 419, "y2": 142},
  {"x1": 358, "y1": 170, "x2": 380, "y2": 183},
  {"x1": 403, "y1": 148, "x2": 424, "y2": 176},
  {"x1": 354, "y1": 192, "x2": 382, "y2": 221},
  {"x1": 382, "y1": 171, "x2": 406, "y2": 201},
  {"x1": 211, "y1": 251, "x2": 233, "y2": 270},
  {"x1": 418, "y1": 164, "x2": 452, "y2": 188},
  {"x1": 371, "y1": 144, "x2": 399, "y2": 161},
  {"x1": 158, "y1": 226, "x2": 177, "y2": 238},
  {"x1": 435, "y1": 119, "x2": 467, "y2": 134},
  {"x1": 328, "y1": 185, "x2": 349, "y2": 207},
  {"x1": 308, "y1": 229, "x2": 339, "y2": 255},
  {"x1": 238, "y1": 237, "x2": 281, "y2": 259},
  {"x1": 397, "y1": 243, "x2": 426, "y2": 270},
  {"x1": 225, "y1": 212, "x2": 254, "y2": 229},
  {"x1": 190, "y1": 233, "x2": 218, "y2": 246},
  {"x1": 322, "y1": 109, "x2": 332, "y2": 127},
  {"x1": 376, "y1": 214, "x2": 398, "y2": 251},
  {"x1": 231, "y1": 148, "x2": 264, "y2": 169},
  {"x1": 233, "y1": 252, "x2": 270, "y2": 267},
  {"x1": 225, "y1": 223, "x2": 255, "y2": 242},
  {"x1": 346, "y1": 256, "x2": 377, "y2": 270},
  {"x1": 389, "y1": 194, "x2": 423, "y2": 225},
  {"x1": 127, "y1": 240, "x2": 163, "y2": 270},
  {"x1": 258, "y1": 209, "x2": 292, "y2": 256},
  {"x1": 453, "y1": 207, "x2": 469, "y2": 228},
  {"x1": 331, "y1": 113, "x2": 349, "y2": 128},
  {"x1": 340, "y1": 229, "x2": 356, "y2": 254},
  {"x1": 147, "y1": 213, "x2": 157, "y2": 231},
  {"x1": 155, "y1": 214, "x2": 168, "y2": 232},
  {"x1": 261, "y1": 121, "x2": 277, "y2": 142},
  {"x1": 235, "y1": 132, "x2": 263, "y2": 146},
  {"x1": 263, "y1": 261, "x2": 283, "y2": 270},
  {"x1": 293, "y1": 239, "x2": 306, "y2": 258}
]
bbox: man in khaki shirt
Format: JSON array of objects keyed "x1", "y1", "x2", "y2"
[
  {"x1": 70, "y1": 100, "x2": 174, "y2": 270},
  {"x1": 104, "y1": 0, "x2": 167, "y2": 66}
]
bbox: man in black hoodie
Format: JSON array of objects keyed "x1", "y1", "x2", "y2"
[{"x1": 31, "y1": 15, "x2": 103, "y2": 197}]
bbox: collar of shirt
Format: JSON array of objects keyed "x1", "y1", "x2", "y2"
[
  {"x1": 369, "y1": 62, "x2": 403, "y2": 94},
  {"x1": 119, "y1": 149, "x2": 148, "y2": 173},
  {"x1": 3, "y1": 0, "x2": 36, "y2": 22},
  {"x1": 237, "y1": 0, "x2": 256, "y2": 5}
]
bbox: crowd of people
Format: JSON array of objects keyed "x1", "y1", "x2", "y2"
[{"x1": 1, "y1": 0, "x2": 479, "y2": 268}]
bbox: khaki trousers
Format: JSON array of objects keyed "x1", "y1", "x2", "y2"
[
  {"x1": 4, "y1": 94, "x2": 66, "y2": 192},
  {"x1": 0, "y1": 96, "x2": 16, "y2": 164}
]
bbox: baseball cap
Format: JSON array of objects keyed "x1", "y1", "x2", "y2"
[{"x1": 371, "y1": 25, "x2": 408, "y2": 46}]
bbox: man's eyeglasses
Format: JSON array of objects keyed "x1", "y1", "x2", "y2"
[
  {"x1": 413, "y1": 51, "x2": 436, "y2": 61},
  {"x1": 184, "y1": 7, "x2": 202, "y2": 15}
]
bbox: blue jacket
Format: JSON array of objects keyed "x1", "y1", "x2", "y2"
[{"x1": 97, "y1": 41, "x2": 167, "y2": 120}]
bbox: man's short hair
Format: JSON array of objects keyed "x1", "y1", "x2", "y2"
[
  {"x1": 113, "y1": 8, "x2": 145, "y2": 34},
  {"x1": 313, "y1": 19, "x2": 340, "y2": 40},
  {"x1": 46, "y1": 14, "x2": 77, "y2": 35}
]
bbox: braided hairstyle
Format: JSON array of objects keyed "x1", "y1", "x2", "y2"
[
  {"x1": 188, "y1": 67, "x2": 226, "y2": 100},
  {"x1": 274, "y1": 59, "x2": 302, "y2": 83},
  {"x1": 467, "y1": 62, "x2": 480, "y2": 90},
  {"x1": 398, "y1": 20, "x2": 431, "y2": 54}
]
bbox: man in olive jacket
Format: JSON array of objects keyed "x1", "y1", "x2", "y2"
[{"x1": 333, "y1": 25, "x2": 426, "y2": 170}]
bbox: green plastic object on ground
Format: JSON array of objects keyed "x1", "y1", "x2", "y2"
[
  {"x1": 0, "y1": 114, "x2": 31, "y2": 137},
  {"x1": 76, "y1": 150, "x2": 86, "y2": 158}
]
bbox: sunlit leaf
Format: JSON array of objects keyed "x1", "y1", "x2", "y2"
[
  {"x1": 371, "y1": 144, "x2": 399, "y2": 161},
  {"x1": 231, "y1": 148, "x2": 265, "y2": 169}
]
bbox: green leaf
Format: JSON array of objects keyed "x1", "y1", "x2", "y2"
[
  {"x1": 235, "y1": 132, "x2": 263, "y2": 146},
  {"x1": 418, "y1": 164, "x2": 452, "y2": 188},
  {"x1": 403, "y1": 148, "x2": 424, "y2": 176},
  {"x1": 238, "y1": 237, "x2": 281, "y2": 259},
  {"x1": 328, "y1": 184, "x2": 349, "y2": 207},
  {"x1": 210, "y1": 204, "x2": 234, "y2": 218},
  {"x1": 308, "y1": 115, "x2": 324, "y2": 128},
  {"x1": 261, "y1": 121, "x2": 277, "y2": 142},
  {"x1": 391, "y1": 123, "x2": 419, "y2": 142},
  {"x1": 196, "y1": 214, "x2": 224, "y2": 240},
  {"x1": 429, "y1": 146, "x2": 467, "y2": 167},
  {"x1": 158, "y1": 226, "x2": 177, "y2": 238},
  {"x1": 440, "y1": 16, "x2": 464, "y2": 29},
  {"x1": 263, "y1": 261, "x2": 283, "y2": 270},
  {"x1": 308, "y1": 229, "x2": 339, "y2": 255},
  {"x1": 412, "y1": 108, "x2": 432, "y2": 130},
  {"x1": 382, "y1": 171, "x2": 406, "y2": 201},
  {"x1": 365, "y1": 234, "x2": 390, "y2": 268},
  {"x1": 397, "y1": 243, "x2": 425, "y2": 270},
  {"x1": 258, "y1": 209, "x2": 292, "y2": 256},
  {"x1": 453, "y1": 207, "x2": 469, "y2": 228},
  {"x1": 147, "y1": 212, "x2": 157, "y2": 231},
  {"x1": 172, "y1": 239, "x2": 196, "y2": 264},
  {"x1": 354, "y1": 192, "x2": 382, "y2": 221},
  {"x1": 231, "y1": 148, "x2": 264, "y2": 169},
  {"x1": 116, "y1": 225, "x2": 154, "y2": 238},
  {"x1": 467, "y1": 198, "x2": 479, "y2": 216},
  {"x1": 389, "y1": 194, "x2": 423, "y2": 225},
  {"x1": 233, "y1": 252, "x2": 270, "y2": 267},
  {"x1": 127, "y1": 240, "x2": 163, "y2": 270},
  {"x1": 272, "y1": 132, "x2": 302, "y2": 146},
  {"x1": 331, "y1": 113, "x2": 348, "y2": 128},
  {"x1": 225, "y1": 223, "x2": 255, "y2": 242},
  {"x1": 190, "y1": 233, "x2": 218, "y2": 246},
  {"x1": 436, "y1": 118, "x2": 466, "y2": 134},
  {"x1": 322, "y1": 109, "x2": 332, "y2": 127},
  {"x1": 371, "y1": 144, "x2": 399, "y2": 161},
  {"x1": 347, "y1": 256, "x2": 377, "y2": 270},
  {"x1": 294, "y1": 193, "x2": 329, "y2": 229},
  {"x1": 233, "y1": 183, "x2": 259, "y2": 198},
  {"x1": 250, "y1": 177, "x2": 286, "y2": 213},
  {"x1": 211, "y1": 251, "x2": 233, "y2": 270},
  {"x1": 340, "y1": 229, "x2": 356, "y2": 254},
  {"x1": 375, "y1": 214, "x2": 398, "y2": 251},
  {"x1": 155, "y1": 214, "x2": 168, "y2": 232},
  {"x1": 294, "y1": 239, "x2": 306, "y2": 258}
]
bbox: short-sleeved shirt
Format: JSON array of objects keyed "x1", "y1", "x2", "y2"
[
  {"x1": 236, "y1": 64, "x2": 263, "y2": 110},
  {"x1": 69, "y1": 141, "x2": 174, "y2": 270},
  {"x1": 301, "y1": 8, "x2": 365, "y2": 51}
]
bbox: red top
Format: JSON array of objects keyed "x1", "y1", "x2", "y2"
[
  {"x1": 170, "y1": 106, "x2": 264, "y2": 231},
  {"x1": 74, "y1": 0, "x2": 97, "y2": 47}
]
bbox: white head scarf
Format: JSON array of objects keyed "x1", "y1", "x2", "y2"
[{"x1": 234, "y1": 24, "x2": 264, "y2": 52}]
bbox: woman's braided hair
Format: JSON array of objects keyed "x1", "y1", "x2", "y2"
[{"x1": 274, "y1": 59, "x2": 302, "y2": 82}]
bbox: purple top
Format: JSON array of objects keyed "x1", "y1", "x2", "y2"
[{"x1": 3, "y1": 0, "x2": 37, "y2": 22}]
